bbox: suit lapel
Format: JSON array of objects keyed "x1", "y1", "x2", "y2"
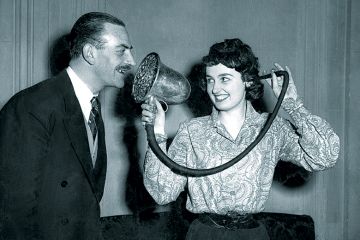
[
  {"x1": 57, "y1": 71, "x2": 100, "y2": 201},
  {"x1": 63, "y1": 113, "x2": 95, "y2": 189}
]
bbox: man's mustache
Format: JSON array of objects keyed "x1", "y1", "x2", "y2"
[{"x1": 117, "y1": 65, "x2": 132, "y2": 73}]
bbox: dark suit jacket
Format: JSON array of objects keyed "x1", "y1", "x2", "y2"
[{"x1": 0, "y1": 70, "x2": 107, "y2": 240}]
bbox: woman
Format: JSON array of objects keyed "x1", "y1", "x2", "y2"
[{"x1": 141, "y1": 38, "x2": 339, "y2": 239}]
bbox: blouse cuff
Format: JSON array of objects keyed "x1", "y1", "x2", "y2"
[
  {"x1": 282, "y1": 98, "x2": 304, "y2": 115},
  {"x1": 155, "y1": 133, "x2": 168, "y2": 144}
]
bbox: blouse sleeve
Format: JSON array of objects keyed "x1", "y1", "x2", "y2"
[
  {"x1": 143, "y1": 122, "x2": 190, "y2": 205},
  {"x1": 278, "y1": 98, "x2": 340, "y2": 171}
]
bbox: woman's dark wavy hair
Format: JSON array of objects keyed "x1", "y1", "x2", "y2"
[
  {"x1": 68, "y1": 12, "x2": 125, "y2": 59},
  {"x1": 201, "y1": 38, "x2": 263, "y2": 101}
]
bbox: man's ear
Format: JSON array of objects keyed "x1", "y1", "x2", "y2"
[{"x1": 82, "y1": 43, "x2": 96, "y2": 65}]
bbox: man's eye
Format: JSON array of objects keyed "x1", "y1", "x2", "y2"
[{"x1": 116, "y1": 49, "x2": 125, "y2": 55}]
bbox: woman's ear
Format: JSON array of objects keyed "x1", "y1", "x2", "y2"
[
  {"x1": 245, "y1": 81, "x2": 253, "y2": 88},
  {"x1": 82, "y1": 43, "x2": 96, "y2": 65}
]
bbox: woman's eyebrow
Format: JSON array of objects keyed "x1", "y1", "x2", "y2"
[
  {"x1": 205, "y1": 73, "x2": 233, "y2": 78},
  {"x1": 218, "y1": 73, "x2": 233, "y2": 77}
]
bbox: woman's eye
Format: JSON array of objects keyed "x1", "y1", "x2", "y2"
[
  {"x1": 221, "y1": 77, "x2": 230, "y2": 82},
  {"x1": 206, "y1": 78, "x2": 214, "y2": 84}
]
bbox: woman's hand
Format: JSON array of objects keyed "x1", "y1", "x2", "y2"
[
  {"x1": 141, "y1": 96, "x2": 166, "y2": 135},
  {"x1": 266, "y1": 63, "x2": 298, "y2": 101}
]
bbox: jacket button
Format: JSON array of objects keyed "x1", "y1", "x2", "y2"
[
  {"x1": 61, "y1": 218, "x2": 69, "y2": 225},
  {"x1": 61, "y1": 181, "x2": 68, "y2": 187}
]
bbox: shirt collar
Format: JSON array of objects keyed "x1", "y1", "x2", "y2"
[
  {"x1": 210, "y1": 102, "x2": 265, "y2": 129},
  {"x1": 66, "y1": 66, "x2": 98, "y2": 121}
]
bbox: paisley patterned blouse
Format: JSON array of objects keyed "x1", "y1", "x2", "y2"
[{"x1": 143, "y1": 98, "x2": 340, "y2": 215}]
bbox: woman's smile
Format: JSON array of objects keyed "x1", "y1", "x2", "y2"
[{"x1": 213, "y1": 93, "x2": 230, "y2": 102}]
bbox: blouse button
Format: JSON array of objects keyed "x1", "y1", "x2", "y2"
[
  {"x1": 61, "y1": 181, "x2": 68, "y2": 187},
  {"x1": 61, "y1": 218, "x2": 69, "y2": 225}
]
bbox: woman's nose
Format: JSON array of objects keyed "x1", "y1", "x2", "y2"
[{"x1": 212, "y1": 81, "x2": 221, "y2": 93}]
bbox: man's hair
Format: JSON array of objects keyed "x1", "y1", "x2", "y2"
[
  {"x1": 201, "y1": 38, "x2": 263, "y2": 101},
  {"x1": 68, "y1": 12, "x2": 125, "y2": 58}
]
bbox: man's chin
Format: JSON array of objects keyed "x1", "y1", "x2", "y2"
[
  {"x1": 111, "y1": 78, "x2": 125, "y2": 89},
  {"x1": 115, "y1": 81, "x2": 125, "y2": 88}
]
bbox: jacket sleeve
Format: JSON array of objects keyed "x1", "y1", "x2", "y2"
[
  {"x1": 0, "y1": 96, "x2": 52, "y2": 238},
  {"x1": 278, "y1": 98, "x2": 340, "y2": 171}
]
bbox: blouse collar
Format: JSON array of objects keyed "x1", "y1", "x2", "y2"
[{"x1": 209, "y1": 102, "x2": 267, "y2": 141}]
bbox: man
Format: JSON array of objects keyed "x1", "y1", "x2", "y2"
[{"x1": 0, "y1": 12, "x2": 135, "y2": 240}]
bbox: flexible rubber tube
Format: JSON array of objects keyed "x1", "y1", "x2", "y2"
[{"x1": 146, "y1": 71, "x2": 289, "y2": 177}]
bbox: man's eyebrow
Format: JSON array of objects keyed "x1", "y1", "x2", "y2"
[{"x1": 115, "y1": 44, "x2": 133, "y2": 49}]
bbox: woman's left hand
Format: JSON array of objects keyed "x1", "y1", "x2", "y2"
[{"x1": 267, "y1": 63, "x2": 298, "y2": 101}]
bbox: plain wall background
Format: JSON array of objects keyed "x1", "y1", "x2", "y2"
[{"x1": 0, "y1": 0, "x2": 359, "y2": 239}]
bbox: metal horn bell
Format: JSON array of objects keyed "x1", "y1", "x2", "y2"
[{"x1": 132, "y1": 52, "x2": 191, "y2": 105}]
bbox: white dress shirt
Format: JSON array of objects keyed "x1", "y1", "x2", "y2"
[{"x1": 66, "y1": 66, "x2": 99, "y2": 166}]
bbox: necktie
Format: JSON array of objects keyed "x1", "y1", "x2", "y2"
[
  {"x1": 89, "y1": 96, "x2": 101, "y2": 141},
  {"x1": 88, "y1": 96, "x2": 107, "y2": 201}
]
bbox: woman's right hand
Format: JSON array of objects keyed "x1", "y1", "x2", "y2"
[{"x1": 141, "y1": 96, "x2": 166, "y2": 135}]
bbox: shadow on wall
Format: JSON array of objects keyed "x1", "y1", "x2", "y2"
[
  {"x1": 49, "y1": 34, "x2": 71, "y2": 76},
  {"x1": 113, "y1": 75, "x2": 158, "y2": 215},
  {"x1": 185, "y1": 63, "x2": 212, "y2": 117}
]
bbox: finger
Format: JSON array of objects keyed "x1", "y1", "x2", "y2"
[
  {"x1": 144, "y1": 96, "x2": 159, "y2": 113},
  {"x1": 285, "y1": 66, "x2": 294, "y2": 84},
  {"x1": 141, "y1": 110, "x2": 155, "y2": 119},
  {"x1": 145, "y1": 96, "x2": 152, "y2": 104},
  {"x1": 141, "y1": 116, "x2": 153, "y2": 124},
  {"x1": 265, "y1": 78, "x2": 272, "y2": 88},
  {"x1": 272, "y1": 70, "x2": 281, "y2": 94},
  {"x1": 141, "y1": 110, "x2": 151, "y2": 118},
  {"x1": 141, "y1": 103, "x2": 156, "y2": 114},
  {"x1": 273, "y1": 67, "x2": 284, "y2": 83},
  {"x1": 145, "y1": 95, "x2": 156, "y2": 106},
  {"x1": 271, "y1": 70, "x2": 278, "y2": 86},
  {"x1": 274, "y1": 63, "x2": 284, "y2": 71},
  {"x1": 141, "y1": 103, "x2": 150, "y2": 110}
]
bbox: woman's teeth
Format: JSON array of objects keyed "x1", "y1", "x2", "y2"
[{"x1": 215, "y1": 95, "x2": 228, "y2": 101}]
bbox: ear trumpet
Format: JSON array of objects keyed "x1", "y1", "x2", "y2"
[
  {"x1": 132, "y1": 52, "x2": 191, "y2": 111},
  {"x1": 132, "y1": 52, "x2": 289, "y2": 177}
]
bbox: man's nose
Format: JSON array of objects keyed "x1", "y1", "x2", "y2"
[{"x1": 125, "y1": 51, "x2": 136, "y2": 66}]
